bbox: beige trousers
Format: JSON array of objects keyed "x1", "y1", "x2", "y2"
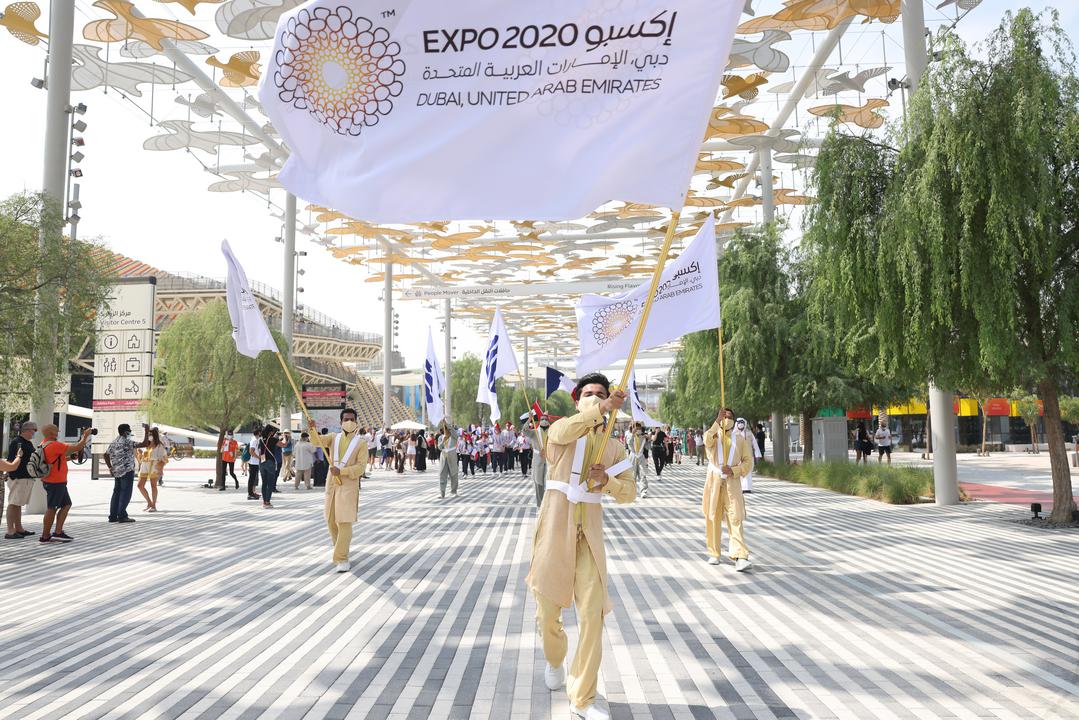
[
  {"x1": 706, "y1": 478, "x2": 750, "y2": 560},
  {"x1": 326, "y1": 499, "x2": 353, "y2": 564},
  {"x1": 535, "y1": 533, "x2": 605, "y2": 709}
]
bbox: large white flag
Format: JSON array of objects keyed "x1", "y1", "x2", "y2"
[
  {"x1": 629, "y1": 373, "x2": 663, "y2": 427},
  {"x1": 259, "y1": 0, "x2": 744, "y2": 222},
  {"x1": 222, "y1": 240, "x2": 279, "y2": 358},
  {"x1": 477, "y1": 308, "x2": 519, "y2": 422},
  {"x1": 575, "y1": 215, "x2": 719, "y2": 374},
  {"x1": 424, "y1": 327, "x2": 446, "y2": 425}
]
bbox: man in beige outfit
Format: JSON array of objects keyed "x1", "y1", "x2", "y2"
[
  {"x1": 702, "y1": 407, "x2": 753, "y2": 570},
  {"x1": 308, "y1": 408, "x2": 367, "y2": 573},
  {"x1": 526, "y1": 372, "x2": 635, "y2": 720}
]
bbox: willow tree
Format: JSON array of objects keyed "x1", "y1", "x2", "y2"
[
  {"x1": 663, "y1": 223, "x2": 899, "y2": 459},
  {"x1": 151, "y1": 299, "x2": 296, "y2": 487},
  {"x1": 881, "y1": 10, "x2": 1077, "y2": 520}
]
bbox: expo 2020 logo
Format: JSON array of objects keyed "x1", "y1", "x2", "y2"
[
  {"x1": 274, "y1": 6, "x2": 405, "y2": 136},
  {"x1": 592, "y1": 300, "x2": 637, "y2": 347}
]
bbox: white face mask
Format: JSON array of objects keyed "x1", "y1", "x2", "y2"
[
  {"x1": 577, "y1": 395, "x2": 603, "y2": 412},
  {"x1": 341, "y1": 420, "x2": 358, "y2": 433}
]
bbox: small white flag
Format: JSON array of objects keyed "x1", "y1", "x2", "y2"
[
  {"x1": 259, "y1": 0, "x2": 744, "y2": 222},
  {"x1": 476, "y1": 308, "x2": 519, "y2": 423},
  {"x1": 222, "y1": 240, "x2": 279, "y2": 358},
  {"x1": 574, "y1": 215, "x2": 719, "y2": 374},
  {"x1": 424, "y1": 327, "x2": 446, "y2": 426},
  {"x1": 629, "y1": 374, "x2": 663, "y2": 427}
]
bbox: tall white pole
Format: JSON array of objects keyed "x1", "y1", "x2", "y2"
[
  {"x1": 280, "y1": 192, "x2": 296, "y2": 431},
  {"x1": 383, "y1": 263, "x2": 393, "y2": 428},
  {"x1": 760, "y1": 147, "x2": 787, "y2": 465},
  {"x1": 523, "y1": 334, "x2": 529, "y2": 395},
  {"x1": 902, "y1": 0, "x2": 957, "y2": 504},
  {"x1": 444, "y1": 298, "x2": 452, "y2": 425},
  {"x1": 31, "y1": 0, "x2": 76, "y2": 431}
]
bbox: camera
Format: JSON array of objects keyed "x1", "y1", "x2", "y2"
[{"x1": 90, "y1": 428, "x2": 98, "y2": 435}]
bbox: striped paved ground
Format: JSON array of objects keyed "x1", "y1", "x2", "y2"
[{"x1": 0, "y1": 461, "x2": 1075, "y2": 720}]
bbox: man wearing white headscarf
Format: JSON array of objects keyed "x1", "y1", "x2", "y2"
[
  {"x1": 735, "y1": 417, "x2": 762, "y2": 493},
  {"x1": 702, "y1": 407, "x2": 753, "y2": 571}
]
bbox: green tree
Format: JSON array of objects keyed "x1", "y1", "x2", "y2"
[
  {"x1": 0, "y1": 193, "x2": 113, "y2": 409},
  {"x1": 886, "y1": 11, "x2": 1077, "y2": 519},
  {"x1": 664, "y1": 223, "x2": 913, "y2": 460},
  {"x1": 150, "y1": 299, "x2": 296, "y2": 486},
  {"x1": 1012, "y1": 393, "x2": 1043, "y2": 453},
  {"x1": 804, "y1": 10, "x2": 1078, "y2": 519},
  {"x1": 1059, "y1": 396, "x2": 1079, "y2": 426}
]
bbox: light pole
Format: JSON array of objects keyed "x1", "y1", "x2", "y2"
[
  {"x1": 383, "y1": 263, "x2": 393, "y2": 428},
  {"x1": 31, "y1": 0, "x2": 75, "y2": 432},
  {"x1": 443, "y1": 298, "x2": 452, "y2": 425}
]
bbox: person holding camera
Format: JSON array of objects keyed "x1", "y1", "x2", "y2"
[
  {"x1": 38, "y1": 424, "x2": 94, "y2": 543},
  {"x1": 104, "y1": 423, "x2": 152, "y2": 523}
]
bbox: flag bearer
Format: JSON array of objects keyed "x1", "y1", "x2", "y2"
[
  {"x1": 702, "y1": 407, "x2": 753, "y2": 571},
  {"x1": 308, "y1": 408, "x2": 367, "y2": 573},
  {"x1": 527, "y1": 373, "x2": 634, "y2": 720}
]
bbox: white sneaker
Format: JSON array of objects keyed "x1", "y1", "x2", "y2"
[
  {"x1": 335, "y1": 561, "x2": 350, "y2": 573},
  {"x1": 707, "y1": 556, "x2": 721, "y2": 566},
  {"x1": 570, "y1": 703, "x2": 610, "y2": 720},
  {"x1": 640, "y1": 489, "x2": 648, "y2": 498},
  {"x1": 544, "y1": 663, "x2": 565, "y2": 690},
  {"x1": 735, "y1": 558, "x2": 753, "y2": 572}
]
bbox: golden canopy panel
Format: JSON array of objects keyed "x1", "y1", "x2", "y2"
[
  {"x1": 739, "y1": 0, "x2": 900, "y2": 33},
  {"x1": 83, "y1": 0, "x2": 209, "y2": 51},
  {"x1": 809, "y1": 98, "x2": 889, "y2": 129},
  {"x1": 157, "y1": 0, "x2": 223, "y2": 14},
  {"x1": 721, "y1": 73, "x2": 769, "y2": 100},
  {"x1": 0, "y1": 2, "x2": 46, "y2": 45},
  {"x1": 206, "y1": 51, "x2": 261, "y2": 87}
]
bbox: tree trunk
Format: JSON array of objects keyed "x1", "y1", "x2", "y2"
[
  {"x1": 980, "y1": 406, "x2": 989, "y2": 456},
  {"x1": 214, "y1": 427, "x2": 226, "y2": 488},
  {"x1": 801, "y1": 409, "x2": 816, "y2": 463},
  {"x1": 1030, "y1": 424, "x2": 1038, "y2": 454},
  {"x1": 1038, "y1": 377, "x2": 1075, "y2": 523}
]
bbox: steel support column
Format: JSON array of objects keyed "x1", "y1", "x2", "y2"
[
  {"x1": 31, "y1": 0, "x2": 76, "y2": 431},
  {"x1": 383, "y1": 263, "x2": 393, "y2": 428},
  {"x1": 444, "y1": 298, "x2": 452, "y2": 425},
  {"x1": 280, "y1": 192, "x2": 296, "y2": 431}
]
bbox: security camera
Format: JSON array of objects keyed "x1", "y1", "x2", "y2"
[{"x1": 30, "y1": 77, "x2": 45, "y2": 89}]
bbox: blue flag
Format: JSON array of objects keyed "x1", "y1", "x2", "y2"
[{"x1": 545, "y1": 367, "x2": 576, "y2": 398}]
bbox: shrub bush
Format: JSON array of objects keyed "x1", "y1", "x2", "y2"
[{"x1": 755, "y1": 460, "x2": 934, "y2": 504}]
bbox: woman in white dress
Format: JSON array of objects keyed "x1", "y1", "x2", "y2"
[{"x1": 406, "y1": 433, "x2": 417, "y2": 470}]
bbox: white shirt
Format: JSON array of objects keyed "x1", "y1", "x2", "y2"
[
  {"x1": 874, "y1": 427, "x2": 892, "y2": 447},
  {"x1": 248, "y1": 437, "x2": 261, "y2": 466}
]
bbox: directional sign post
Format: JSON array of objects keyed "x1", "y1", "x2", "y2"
[{"x1": 92, "y1": 278, "x2": 156, "y2": 454}]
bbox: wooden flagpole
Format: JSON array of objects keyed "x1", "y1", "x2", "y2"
[
  {"x1": 273, "y1": 350, "x2": 315, "y2": 428},
  {"x1": 717, "y1": 326, "x2": 726, "y2": 411},
  {"x1": 584, "y1": 203, "x2": 685, "y2": 491}
]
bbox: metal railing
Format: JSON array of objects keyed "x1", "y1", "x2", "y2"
[{"x1": 157, "y1": 272, "x2": 381, "y2": 345}]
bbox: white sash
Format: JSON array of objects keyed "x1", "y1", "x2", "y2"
[
  {"x1": 332, "y1": 432, "x2": 363, "y2": 470},
  {"x1": 546, "y1": 436, "x2": 604, "y2": 504},
  {"x1": 708, "y1": 432, "x2": 739, "y2": 476}
]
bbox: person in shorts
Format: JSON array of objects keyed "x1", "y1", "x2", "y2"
[
  {"x1": 874, "y1": 418, "x2": 893, "y2": 465},
  {"x1": 5, "y1": 421, "x2": 37, "y2": 539},
  {"x1": 40, "y1": 424, "x2": 94, "y2": 543}
]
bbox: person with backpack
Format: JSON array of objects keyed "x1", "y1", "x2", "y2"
[
  {"x1": 5, "y1": 421, "x2": 37, "y2": 540},
  {"x1": 36, "y1": 424, "x2": 94, "y2": 544}
]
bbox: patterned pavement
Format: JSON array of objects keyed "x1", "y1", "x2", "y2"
[{"x1": 0, "y1": 459, "x2": 1076, "y2": 719}]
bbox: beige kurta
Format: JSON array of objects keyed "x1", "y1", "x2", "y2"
[
  {"x1": 701, "y1": 420, "x2": 753, "y2": 520},
  {"x1": 311, "y1": 430, "x2": 367, "y2": 524},
  {"x1": 526, "y1": 404, "x2": 635, "y2": 614}
]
